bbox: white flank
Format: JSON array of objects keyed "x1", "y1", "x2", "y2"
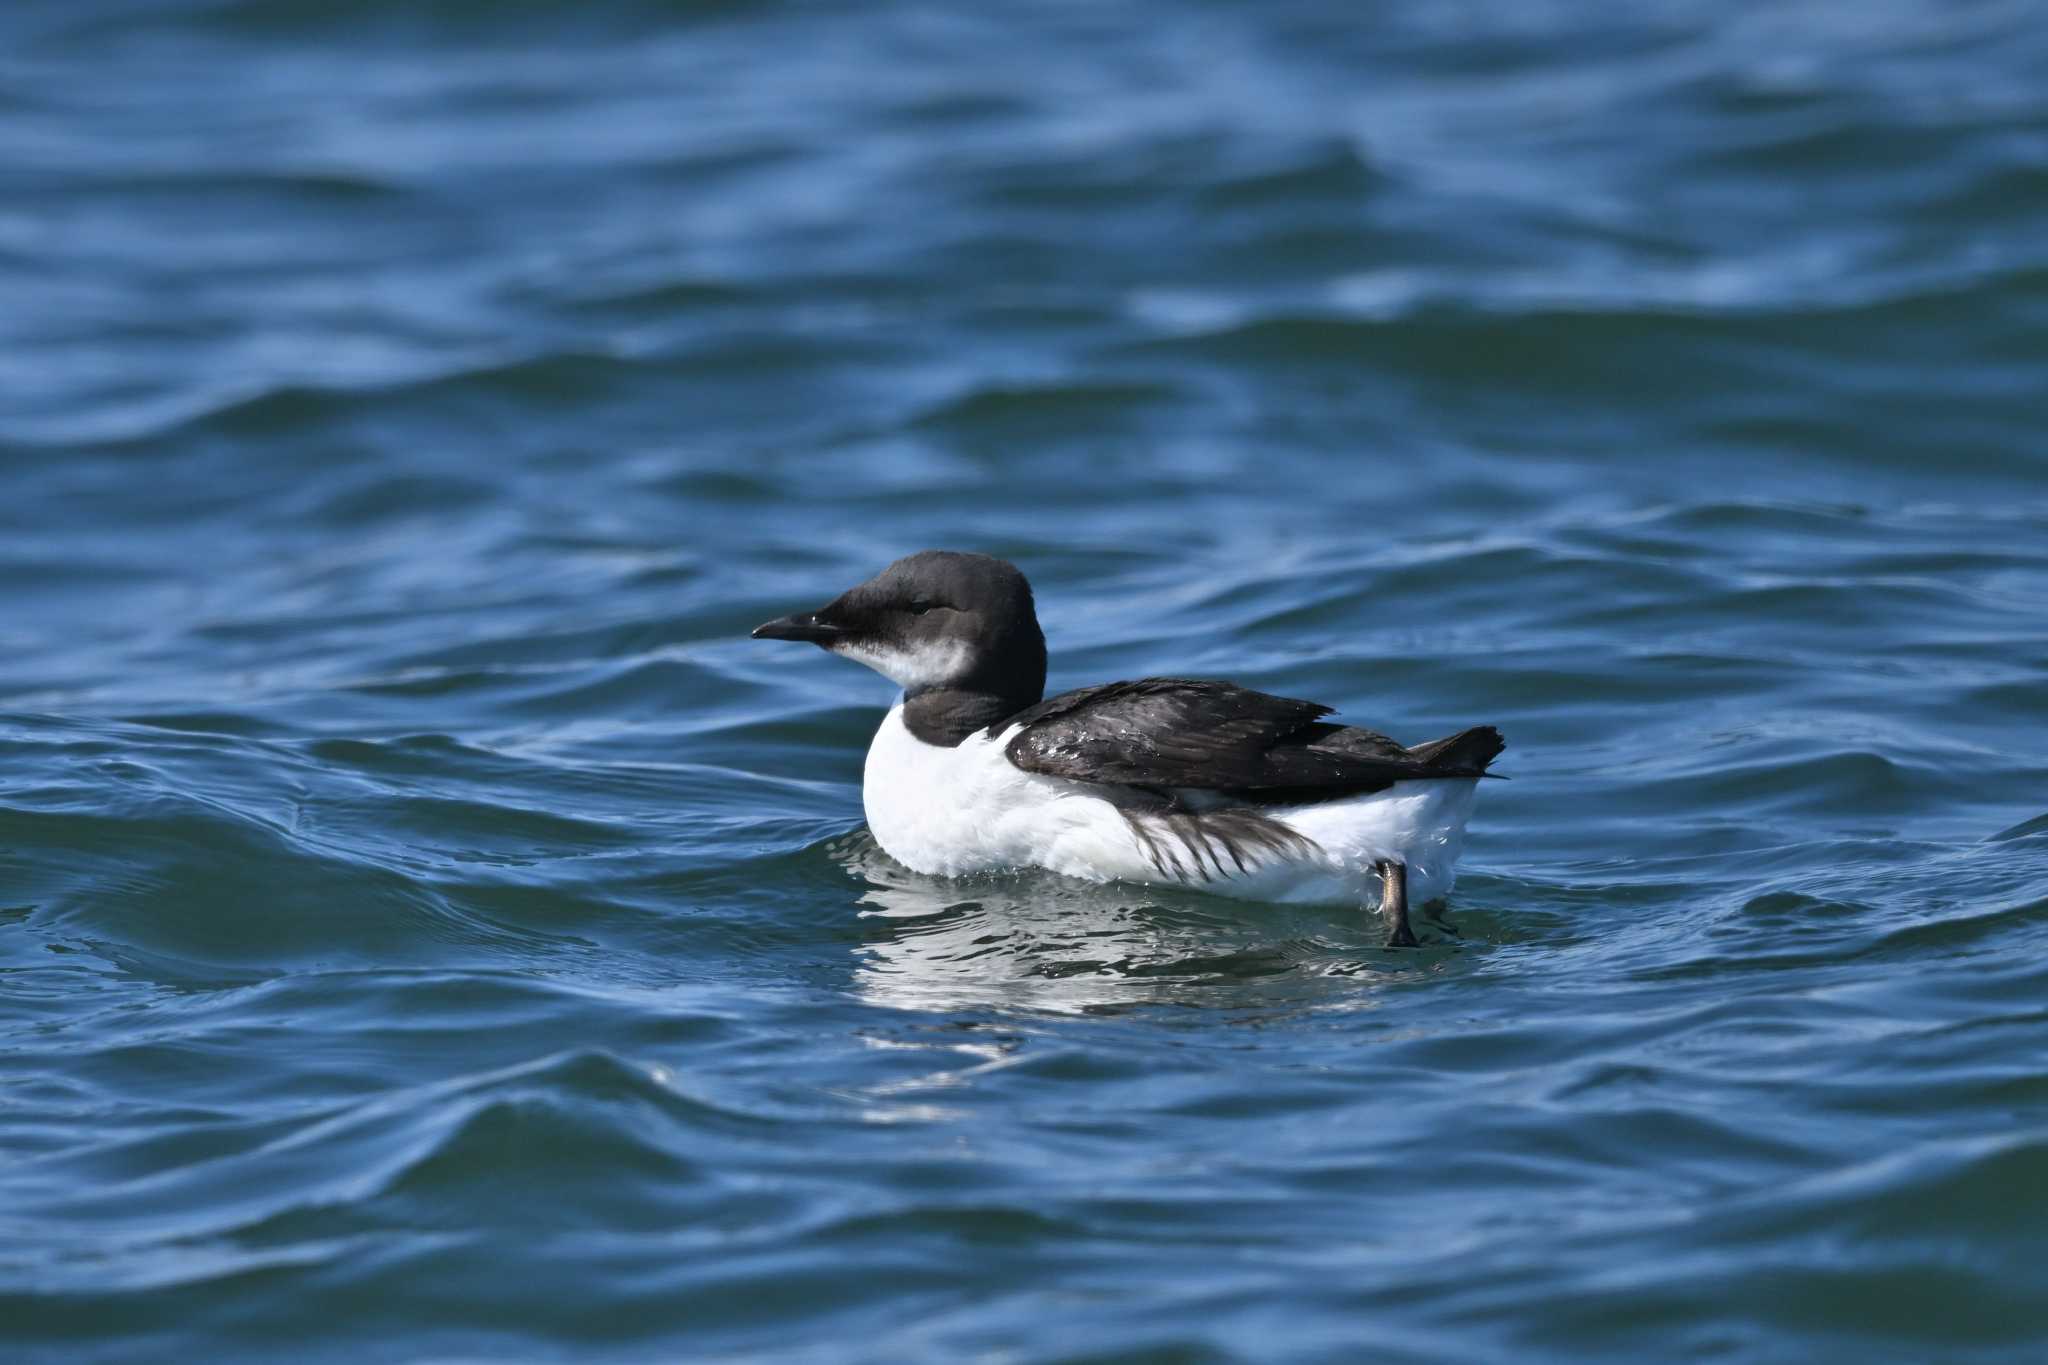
[{"x1": 862, "y1": 701, "x2": 1482, "y2": 908}]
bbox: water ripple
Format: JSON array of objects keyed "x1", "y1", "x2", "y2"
[{"x1": 7, "y1": 0, "x2": 2048, "y2": 1357}]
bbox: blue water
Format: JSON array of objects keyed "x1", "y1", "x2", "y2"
[{"x1": 5, "y1": 2, "x2": 2048, "y2": 1360}]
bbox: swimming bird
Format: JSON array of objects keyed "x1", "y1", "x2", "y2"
[{"x1": 752, "y1": 551, "x2": 1503, "y2": 946}]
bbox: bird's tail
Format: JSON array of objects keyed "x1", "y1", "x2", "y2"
[{"x1": 1407, "y1": 725, "x2": 1506, "y2": 776}]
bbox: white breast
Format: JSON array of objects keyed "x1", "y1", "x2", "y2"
[
  {"x1": 862, "y1": 703, "x2": 1152, "y2": 882},
  {"x1": 861, "y1": 702, "x2": 1481, "y2": 908}
]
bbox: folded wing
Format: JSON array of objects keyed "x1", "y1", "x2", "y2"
[{"x1": 999, "y1": 677, "x2": 1502, "y2": 800}]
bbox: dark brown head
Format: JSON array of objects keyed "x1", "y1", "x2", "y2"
[{"x1": 751, "y1": 550, "x2": 1047, "y2": 707}]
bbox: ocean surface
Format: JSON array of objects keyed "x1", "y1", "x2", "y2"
[{"x1": 5, "y1": 2, "x2": 2048, "y2": 1360}]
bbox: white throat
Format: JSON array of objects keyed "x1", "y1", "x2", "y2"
[{"x1": 832, "y1": 638, "x2": 972, "y2": 690}]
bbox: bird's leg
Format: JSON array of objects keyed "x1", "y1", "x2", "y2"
[{"x1": 1376, "y1": 859, "x2": 1417, "y2": 948}]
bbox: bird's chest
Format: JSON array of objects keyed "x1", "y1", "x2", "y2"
[{"x1": 862, "y1": 704, "x2": 1025, "y2": 875}]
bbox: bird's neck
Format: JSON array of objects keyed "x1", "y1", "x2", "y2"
[
  {"x1": 899, "y1": 620, "x2": 1046, "y2": 746},
  {"x1": 900, "y1": 681, "x2": 1039, "y2": 747}
]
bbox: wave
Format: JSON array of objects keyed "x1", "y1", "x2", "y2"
[
  {"x1": 908, "y1": 379, "x2": 1183, "y2": 434},
  {"x1": 0, "y1": 1046, "x2": 773, "y2": 1288}
]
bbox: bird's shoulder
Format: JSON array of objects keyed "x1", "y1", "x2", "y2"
[
  {"x1": 997, "y1": 676, "x2": 1325, "y2": 738},
  {"x1": 995, "y1": 676, "x2": 1411, "y2": 792}
]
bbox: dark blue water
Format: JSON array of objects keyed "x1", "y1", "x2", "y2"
[{"x1": 5, "y1": 2, "x2": 2048, "y2": 1359}]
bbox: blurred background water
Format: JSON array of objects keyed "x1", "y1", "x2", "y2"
[{"x1": 4, "y1": 1, "x2": 2048, "y2": 1360}]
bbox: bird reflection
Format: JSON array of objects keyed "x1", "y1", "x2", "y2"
[{"x1": 827, "y1": 831, "x2": 1426, "y2": 1015}]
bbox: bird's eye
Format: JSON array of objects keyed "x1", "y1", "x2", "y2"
[{"x1": 908, "y1": 600, "x2": 934, "y2": 616}]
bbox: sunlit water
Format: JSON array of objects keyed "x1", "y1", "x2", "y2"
[{"x1": 5, "y1": 1, "x2": 2048, "y2": 1360}]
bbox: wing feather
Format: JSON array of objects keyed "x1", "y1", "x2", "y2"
[{"x1": 1000, "y1": 677, "x2": 1499, "y2": 798}]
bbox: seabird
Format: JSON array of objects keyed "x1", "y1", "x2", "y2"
[{"x1": 753, "y1": 550, "x2": 1504, "y2": 946}]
